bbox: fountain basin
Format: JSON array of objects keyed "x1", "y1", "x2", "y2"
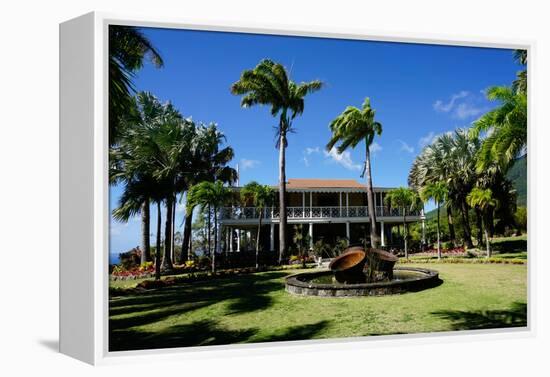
[{"x1": 285, "y1": 267, "x2": 440, "y2": 297}]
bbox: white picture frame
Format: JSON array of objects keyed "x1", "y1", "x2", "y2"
[{"x1": 59, "y1": 11, "x2": 534, "y2": 365}]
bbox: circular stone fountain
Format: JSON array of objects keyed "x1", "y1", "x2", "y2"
[{"x1": 285, "y1": 247, "x2": 440, "y2": 297}]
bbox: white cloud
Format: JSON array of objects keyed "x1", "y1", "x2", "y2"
[
  {"x1": 454, "y1": 102, "x2": 484, "y2": 120},
  {"x1": 239, "y1": 158, "x2": 260, "y2": 170},
  {"x1": 302, "y1": 146, "x2": 321, "y2": 167},
  {"x1": 397, "y1": 140, "x2": 414, "y2": 154},
  {"x1": 433, "y1": 91, "x2": 469, "y2": 112},
  {"x1": 418, "y1": 131, "x2": 436, "y2": 148},
  {"x1": 370, "y1": 142, "x2": 382, "y2": 154},
  {"x1": 324, "y1": 147, "x2": 362, "y2": 171},
  {"x1": 433, "y1": 90, "x2": 487, "y2": 120}
]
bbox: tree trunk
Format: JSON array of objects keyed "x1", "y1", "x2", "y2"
[
  {"x1": 140, "y1": 199, "x2": 151, "y2": 264},
  {"x1": 487, "y1": 210, "x2": 495, "y2": 237},
  {"x1": 207, "y1": 205, "x2": 211, "y2": 256},
  {"x1": 278, "y1": 130, "x2": 287, "y2": 264},
  {"x1": 181, "y1": 208, "x2": 193, "y2": 263},
  {"x1": 475, "y1": 208, "x2": 483, "y2": 246},
  {"x1": 162, "y1": 196, "x2": 174, "y2": 271},
  {"x1": 256, "y1": 215, "x2": 262, "y2": 269},
  {"x1": 446, "y1": 205, "x2": 456, "y2": 246},
  {"x1": 436, "y1": 204, "x2": 441, "y2": 259},
  {"x1": 155, "y1": 202, "x2": 162, "y2": 280},
  {"x1": 212, "y1": 206, "x2": 217, "y2": 273},
  {"x1": 460, "y1": 199, "x2": 474, "y2": 248},
  {"x1": 171, "y1": 196, "x2": 176, "y2": 263},
  {"x1": 403, "y1": 215, "x2": 408, "y2": 259},
  {"x1": 365, "y1": 144, "x2": 378, "y2": 247},
  {"x1": 485, "y1": 228, "x2": 491, "y2": 258}
]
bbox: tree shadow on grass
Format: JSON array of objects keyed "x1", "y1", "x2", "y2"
[
  {"x1": 254, "y1": 320, "x2": 331, "y2": 343},
  {"x1": 431, "y1": 302, "x2": 527, "y2": 331},
  {"x1": 109, "y1": 271, "x2": 289, "y2": 351},
  {"x1": 492, "y1": 239, "x2": 527, "y2": 253},
  {"x1": 110, "y1": 319, "x2": 257, "y2": 351}
]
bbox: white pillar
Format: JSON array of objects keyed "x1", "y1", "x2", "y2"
[
  {"x1": 309, "y1": 191, "x2": 312, "y2": 217},
  {"x1": 270, "y1": 223, "x2": 275, "y2": 251},
  {"x1": 346, "y1": 192, "x2": 349, "y2": 216},
  {"x1": 236, "y1": 228, "x2": 241, "y2": 252},
  {"x1": 302, "y1": 192, "x2": 305, "y2": 215},
  {"x1": 381, "y1": 221, "x2": 386, "y2": 247},
  {"x1": 229, "y1": 227, "x2": 234, "y2": 252},
  {"x1": 346, "y1": 222, "x2": 350, "y2": 243},
  {"x1": 308, "y1": 222, "x2": 313, "y2": 249},
  {"x1": 339, "y1": 192, "x2": 342, "y2": 216},
  {"x1": 216, "y1": 222, "x2": 222, "y2": 254}
]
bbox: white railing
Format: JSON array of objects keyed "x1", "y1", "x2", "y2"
[{"x1": 220, "y1": 206, "x2": 420, "y2": 220}]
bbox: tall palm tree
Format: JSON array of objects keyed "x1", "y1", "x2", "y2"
[
  {"x1": 327, "y1": 98, "x2": 383, "y2": 247},
  {"x1": 110, "y1": 93, "x2": 172, "y2": 265},
  {"x1": 187, "y1": 181, "x2": 231, "y2": 272},
  {"x1": 467, "y1": 188, "x2": 497, "y2": 257},
  {"x1": 178, "y1": 124, "x2": 237, "y2": 264},
  {"x1": 410, "y1": 130, "x2": 477, "y2": 248},
  {"x1": 421, "y1": 182, "x2": 448, "y2": 259},
  {"x1": 109, "y1": 26, "x2": 163, "y2": 145},
  {"x1": 241, "y1": 181, "x2": 275, "y2": 268},
  {"x1": 385, "y1": 187, "x2": 422, "y2": 258},
  {"x1": 231, "y1": 59, "x2": 323, "y2": 263},
  {"x1": 470, "y1": 86, "x2": 527, "y2": 172}
]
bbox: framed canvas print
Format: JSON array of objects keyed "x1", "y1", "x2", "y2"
[{"x1": 60, "y1": 12, "x2": 531, "y2": 365}]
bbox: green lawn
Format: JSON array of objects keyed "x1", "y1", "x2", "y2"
[{"x1": 109, "y1": 263, "x2": 527, "y2": 351}]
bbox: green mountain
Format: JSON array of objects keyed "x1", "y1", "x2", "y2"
[{"x1": 507, "y1": 155, "x2": 527, "y2": 206}]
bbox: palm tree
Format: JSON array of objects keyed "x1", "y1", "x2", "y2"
[
  {"x1": 241, "y1": 182, "x2": 275, "y2": 268},
  {"x1": 231, "y1": 59, "x2": 323, "y2": 263},
  {"x1": 178, "y1": 124, "x2": 237, "y2": 264},
  {"x1": 421, "y1": 182, "x2": 448, "y2": 259},
  {"x1": 187, "y1": 181, "x2": 231, "y2": 272},
  {"x1": 512, "y1": 49, "x2": 527, "y2": 95},
  {"x1": 327, "y1": 98, "x2": 383, "y2": 247},
  {"x1": 467, "y1": 188, "x2": 497, "y2": 257},
  {"x1": 385, "y1": 187, "x2": 422, "y2": 258},
  {"x1": 109, "y1": 26, "x2": 163, "y2": 145},
  {"x1": 470, "y1": 86, "x2": 527, "y2": 171}
]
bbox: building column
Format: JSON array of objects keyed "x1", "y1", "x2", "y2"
[
  {"x1": 346, "y1": 222, "x2": 350, "y2": 243},
  {"x1": 236, "y1": 228, "x2": 241, "y2": 252},
  {"x1": 229, "y1": 227, "x2": 234, "y2": 252},
  {"x1": 380, "y1": 221, "x2": 386, "y2": 247},
  {"x1": 308, "y1": 222, "x2": 313, "y2": 249},
  {"x1": 302, "y1": 192, "x2": 305, "y2": 216},
  {"x1": 270, "y1": 223, "x2": 275, "y2": 251},
  {"x1": 339, "y1": 192, "x2": 343, "y2": 217},
  {"x1": 346, "y1": 192, "x2": 349, "y2": 216},
  {"x1": 309, "y1": 192, "x2": 312, "y2": 217},
  {"x1": 216, "y1": 223, "x2": 222, "y2": 254}
]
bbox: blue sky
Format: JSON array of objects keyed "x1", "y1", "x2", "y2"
[{"x1": 109, "y1": 27, "x2": 518, "y2": 260}]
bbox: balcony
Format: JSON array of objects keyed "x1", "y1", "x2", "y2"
[{"x1": 220, "y1": 206, "x2": 421, "y2": 221}]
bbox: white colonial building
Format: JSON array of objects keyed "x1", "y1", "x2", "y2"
[{"x1": 219, "y1": 179, "x2": 425, "y2": 253}]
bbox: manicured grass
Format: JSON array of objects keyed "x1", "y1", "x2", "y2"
[{"x1": 109, "y1": 263, "x2": 527, "y2": 351}]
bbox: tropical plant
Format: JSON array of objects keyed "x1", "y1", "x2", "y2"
[
  {"x1": 231, "y1": 59, "x2": 323, "y2": 263},
  {"x1": 512, "y1": 49, "x2": 527, "y2": 95},
  {"x1": 178, "y1": 124, "x2": 237, "y2": 264},
  {"x1": 385, "y1": 187, "x2": 422, "y2": 258},
  {"x1": 421, "y1": 182, "x2": 448, "y2": 259},
  {"x1": 109, "y1": 26, "x2": 163, "y2": 145},
  {"x1": 241, "y1": 181, "x2": 275, "y2": 268},
  {"x1": 466, "y1": 188, "x2": 497, "y2": 257},
  {"x1": 470, "y1": 86, "x2": 527, "y2": 171},
  {"x1": 326, "y1": 98, "x2": 383, "y2": 247},
  {"x1": 187, "y1": 181, "x2": 231, "y2": 272},
  {"x1": 409, "y1": 129, "x2": 479, "y2": 247}
]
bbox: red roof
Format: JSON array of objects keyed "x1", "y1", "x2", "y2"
[{"x1": 284, "y1": 179, "x2": 365, "y2": 189}]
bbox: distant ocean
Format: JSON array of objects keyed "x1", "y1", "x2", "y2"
[{"x1": 109, "y1": 253, "x2": 120, "y2": 265}]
